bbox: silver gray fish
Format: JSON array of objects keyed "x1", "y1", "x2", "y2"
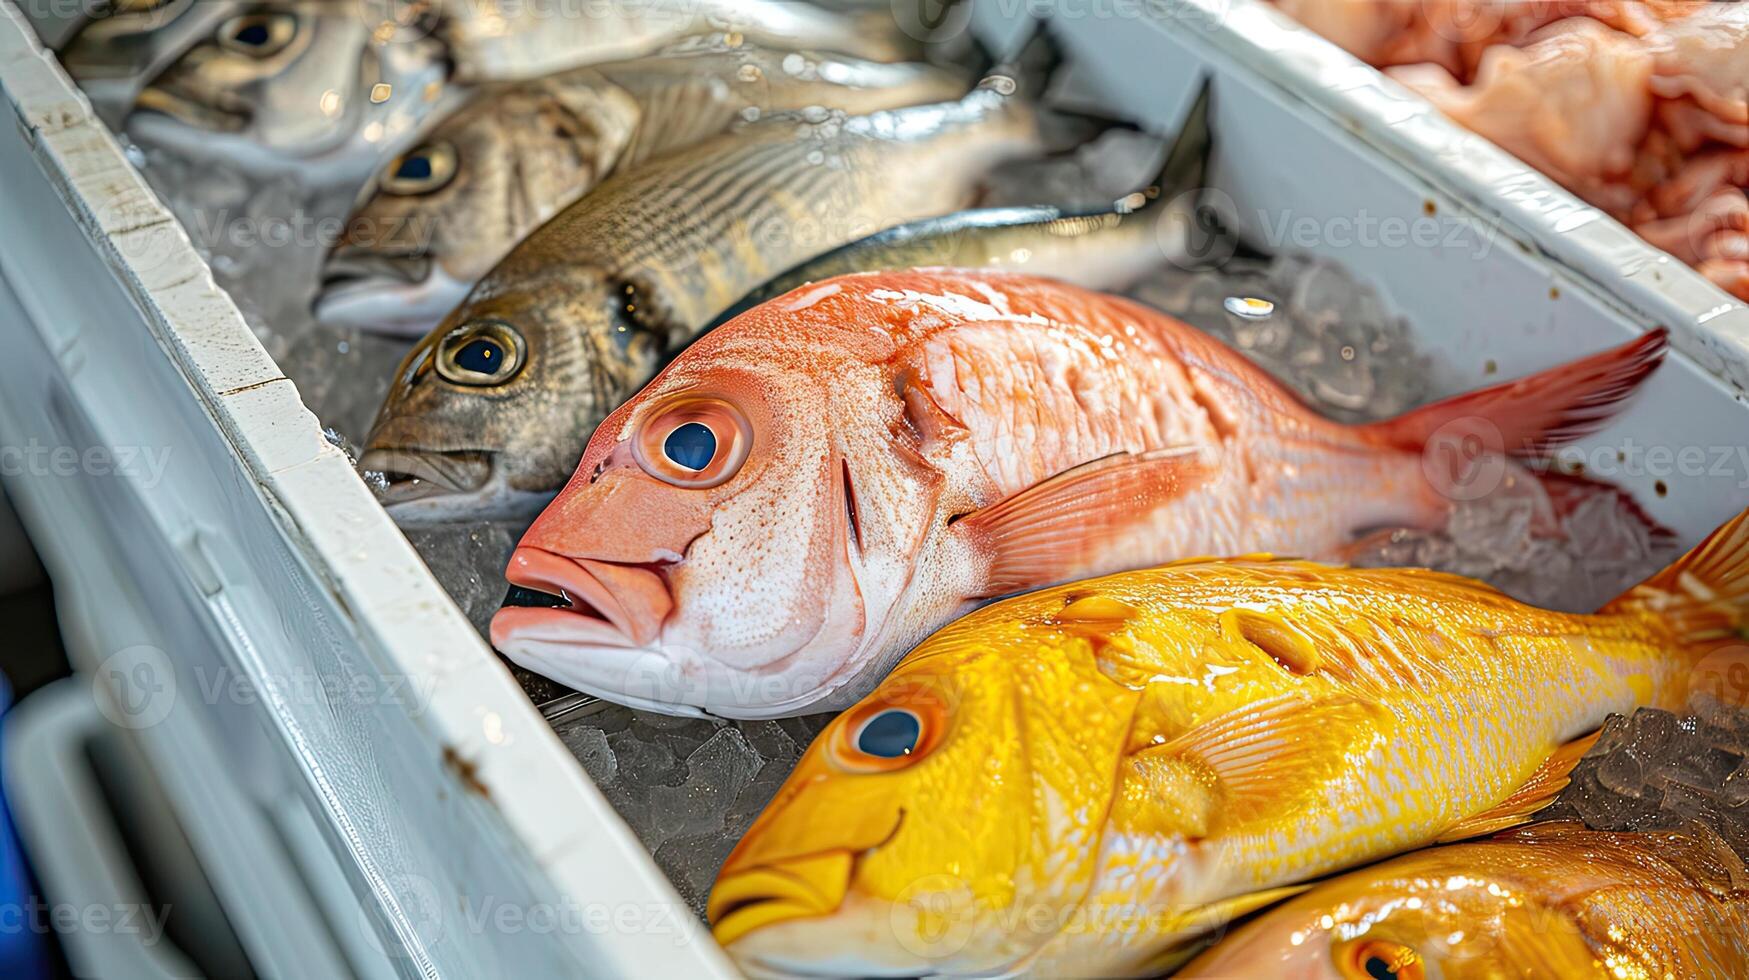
[
  {"x1": 316, "y1": 42, "x2": 967, "y2": 336},
  {"x1": 712, "y1": 81, "x2": 1214, "y2": 325},
  {"x1": 358, "y1": 77, "x2": 1044, "y2": 521},
  {"x1": 438, "y1": 0, "x2": 924, "y2": 83}
]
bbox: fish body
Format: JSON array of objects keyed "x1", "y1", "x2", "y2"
[
  {"x1": 438, "y1": 0, "x2": 924, "y2": 84},
  {"x1": 1178, "y1": 822, "x2": 1749, "y2": 978},
  {"x1": 491, "y1": 267, "x2": 1666, "y2": 718},
  {"x1": 708, "y1": 509, "x2": 1749, "y2": 976},
  {"x1": 710, "y1": 205, "x2": 1173, "y2": 331},
  {"x1": 709, "y1": 79, "x2": 1215, "y2": 327},
  {"x1": 317, "y1": 43, "x2": 968, "y2": 335},
  {"x1": 359, "y1": 82, "x2": 1043, "y2": 519}
]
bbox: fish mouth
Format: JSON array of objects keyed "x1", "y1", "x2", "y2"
[
  {"x1": 357, "y1": 446, "x2": 554, "y2": 523},
  {"x1": 358, "y1": 446, "x2": 491, "y2": 500},
  {"x1": 134, "y1": 80, "x2": 249, "y2": 132},
  {"x1": 709, "y1": 850, "x2": 857, "y2": 950},
  {"x1": 496, "y1": 547, "x2": 673, "y2": 647},
  {"x1": 493, "y1": 547, "x2": 753, "y2": 717},
  {"x1": 322, "y1": 245, "x2": 430, "y2": 289},
  {"x1": 314, "y1": 249, "x2": 469, "y2": 337},
  {"x1": 710, "y1": 810, "x2": 907, "y2": 954}
]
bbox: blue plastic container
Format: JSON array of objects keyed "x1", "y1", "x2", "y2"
[{"x1": 0, "y1": 674, "x2": 50, "y2": 980}]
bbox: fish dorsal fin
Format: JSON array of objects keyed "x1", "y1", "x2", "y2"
[
  {"x1": 955, "y1": 448, "x2": 1217, "y2": 598},
  {"x1": 1436, "y1": 729, "x2": 1601, "y2": 843},
  {"x1": 1133, "y1": 694, "x2": 1383, "y2": 833}
]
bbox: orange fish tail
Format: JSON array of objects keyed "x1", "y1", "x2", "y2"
[
  {"x1": 1602, "y1": 505, "x2": 1749, "y2": 647},
  {"x1": 1355, "y1": 328, "x2": 1668, "y2": 462}
]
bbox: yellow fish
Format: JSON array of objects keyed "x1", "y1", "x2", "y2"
[
  {"x1": 1178, "y1": 821, "x2": 1749, "y2": 979},
  {"x1": 707, "y1": 507, "x2": 1749, "y2": 977}
]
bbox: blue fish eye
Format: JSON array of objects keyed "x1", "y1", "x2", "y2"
[
  {"x1": 856, "y1": 709, "x2": 921, "y2": 758},
  {"x1": 454, "y1": 338, "x2": 503, "y2": 375},
  {"x1": 395, "y1": 153, "x2": 433, "y2": 181},
  {"x1": 663, "y1": 422, "x2": 716, "y2": 471},
  {"x1": 234, "y1": 22, "x2": 269, "y2": 45}
]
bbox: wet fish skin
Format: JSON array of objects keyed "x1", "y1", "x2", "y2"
[
  {"x1": 438, "y1": 0, "x2": 926, "y2": 84},
  {"x1": 359, "y1": 81, "x2": 1043, "y2": 521},
  {"x1": 710, "y1": 79, "x2": 1213, "y2": 326},
  {"x1": 1178, "y1": 822, "x2": 1749, "y2": 979},
  {"x1": 490, "y1": 266, "x2": 1666, "y2": 718},
  {"x1": 50, "y1": 0, "x2": 242, "y2": 126},
  {"x1": 316, "y1": 43, "x2": 968, "y2": 336},
  {"x1": 706, "y1": 508, "x2": 1749, "y2": 976},
  {"x1": 711, "y1": 203, "x2": 1171, "y2": 329}
]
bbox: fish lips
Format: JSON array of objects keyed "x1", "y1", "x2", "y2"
[
  {"x1": 354, "y1": 445, "x2": 544, "y2": 523},
  {"x1": 316, "y1": 248, "x2": 467, "y2": 338},
  {"x1": 710, "y1": 811, "x2": 911, "y2": 974},
  {"x1": 491, "y1": 546, "x2": 724, "y2": 717}
]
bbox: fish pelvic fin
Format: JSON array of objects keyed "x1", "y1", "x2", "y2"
[
  {"x1": 956, "y1": 447, "x2": 1218, "y2": 598},
  {"x1": 1356, "y1": 327, "x2": 1668, "y2": 464},
  {"x1": 1435, "y1": 729, "x2": 1601, "y2": 843},
  {"x1": 1602, "y1": 504, "x2": 1749, "y2": 645}
]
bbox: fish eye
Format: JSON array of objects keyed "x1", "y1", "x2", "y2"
[
  {"x1": 632, "y1": 398, "x2": 752, "y2": 489},
  {"x1": 1337, "y1": 939, "x2": 1424, "y2": 980},
  {"x1": 663, "y1": 422, "x2": 716, "y2": 472},
  {"x1": 435, "y1": 320, "x2": 525, "y2": 386},
  {"x1": 855, "y1": 710, "x2": 921, "y2": 758},
  {"x1": 216, "y1": 11, "x2": 298, "y2": 57},
  {"x1": 381, "y1": 141, "x2": 458, "y2": 196},
  {"x1": 828, "y1": 682, "x2": 947, "y2": 774}
]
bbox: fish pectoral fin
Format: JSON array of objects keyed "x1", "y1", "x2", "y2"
[
  {"x1": 956, "y1": 447, "x2": 1217, "y2": 598},
  {"x1": 1136, "y1": 693, "x2": 1381, "y2": 832},
  {"x1": 1435, "y1": 728, "x2": 1602, "y2": 843}
]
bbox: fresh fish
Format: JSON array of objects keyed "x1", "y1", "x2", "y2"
[
  {"x1": 706, "y1": 508, "x2": 1749, "y2": 976},
  {"x1": 438, "y1": 0, "x2": 925, "y2": 84},
  {"x1": 357, "y1": 78, "x2": 1044, "y2": 520},
  {"x1": 1179, "y1": 822, "x2": 1749, "y2": 978},
  {"x1": 103, "y1": 0, "x2": 906, "y2": 186},
  {"x1": 706, "y1": 80, "x2": 1216, "y2": 329},
  {"x1": 491, "y1": 267, "x2": 1667, "y2": 718},
  {"x1": 44, "y1": 0, "x2": 242, "y2": 127},
  {"x1": 124, "y1": 1, "x2": 454, "y2": 185},
  {"x1": 316, "y1": 43, "x2": 968, "y2": 336}
]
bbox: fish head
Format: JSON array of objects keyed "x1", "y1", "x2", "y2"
[
  {"x1": 126, "y1": 2, "x2": 449, "y2": 178},
  {"x1": 488, "y1": 305, "x2": 958, "y2": 718},
  {"x1": 315, "y1": 75, "x2": 641, "y2": 336},
  {"x1": 1177, "y1": 832, "x2": 1608, "y2": 979},
  {"x1": 357, "y1": 268, "x2": 643, "y2": 521},
  {"x1": 709, "y1": 625, "x2": 1137, "y2": 976}
]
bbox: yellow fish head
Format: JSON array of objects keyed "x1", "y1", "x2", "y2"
[
  {"x1": 1179, "y1": 837, "x2": 1612, "y2": 980},
  {"x1": 709, "y1": 620, "x2": 1140, "y2": 976}
]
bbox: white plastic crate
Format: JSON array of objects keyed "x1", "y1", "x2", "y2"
[{"x1": 0, "y1": 0, "x2": 1744, "y2": 975}]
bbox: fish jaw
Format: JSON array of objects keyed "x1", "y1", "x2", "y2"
[
  {"x1": 491, "y1": 541, "x2": 869, "y2": 719},
  {"x1": 314, "y1": 258, "x2": 473, "y2": 337},
  {"x1": 356, "y1": 446, "x2": 553, "y2": 524}
]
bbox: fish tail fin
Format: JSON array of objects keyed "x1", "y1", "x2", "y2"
[
  {"x1": 1603, "y1": 506, "x2": 1749, "y2": 646},
  {"x1": 1357, "y1": 328, "x2": 1668, "y2": 464}
]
